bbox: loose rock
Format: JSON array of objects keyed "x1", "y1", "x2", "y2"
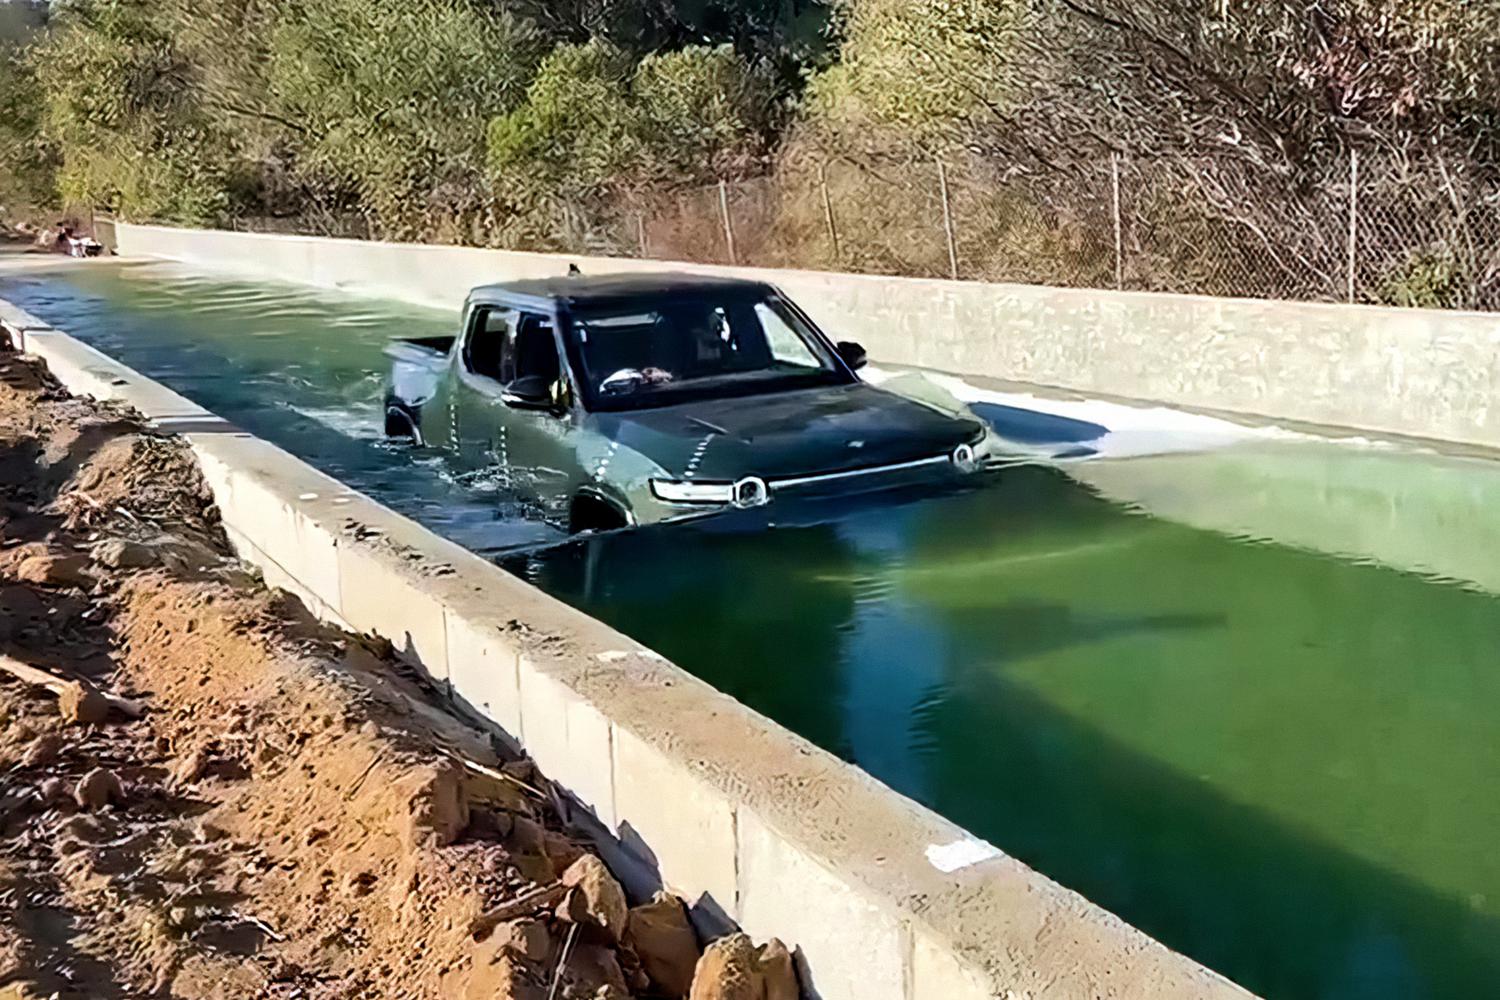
[
  {"x1": 14, "y1": 552, "x2": 94, "y2": 589},
  {"x1": 569, "y1": 942, "x2": 629, "y2": 995},
  {"x1": 171, "y1": 743, "x2": 213, "y2": 787},
  {"x1": 56, "y1": 682, "x2": 111, "y2": 725},
  {"x1": 395, "y1": 760, "x2": 469, "y2": 851},
  {"x1": 20, "y1": 732, "x2": 64, "y2": 768},
  {"x1": 689, "y1": 933, "x2": 760, "y2": 1000},
  {"x1": 757, "y1": 938, "x2": 799, "y2": 1000},
  {"x1": 38, "y1": 777, "x2": 69, "y2": 805},
  {"x1": 557, "y1": 854, "x2": 627, "y2": 942},
  {"x1": 91, "y1": 538, "x2": 158, "y2": 570},
  {"x1": 492, "y1": 917, "x2": 551, "y2": 962},
  {"x1": 461, "y1": 768, "x2": 531, "y2": 814},
  {"x1": 73, "y1": 768, "x2": 124, "y2": 810},
  {"x1": 542, "y1": 828, "x2": 585, "y2": 877},
  {"x1": 501, "y1": 815, "x2": 555, "y2": 883},
  {"x1": 625, "y1": 891, "x2": 700, "y2": 998}
]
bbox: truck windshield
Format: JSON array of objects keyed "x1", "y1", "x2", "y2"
[{"x1": 568, "y1": 293, "x2": 848, "y2": 411}]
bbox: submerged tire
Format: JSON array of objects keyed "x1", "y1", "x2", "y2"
[
  {"x1": 384, "y1": 402, "x2": 422, "y2": 444},
  {"x1": 568, "y1": 493, "x2": 629, "y2": 534}
]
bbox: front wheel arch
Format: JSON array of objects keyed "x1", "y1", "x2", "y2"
[{"x1": 568, "y1": 490, "x2": 632, "y2": 534}]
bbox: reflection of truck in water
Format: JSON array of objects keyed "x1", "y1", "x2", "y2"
[{"x1": 384, "y1": 273, "x2": 996, "y2": 533}]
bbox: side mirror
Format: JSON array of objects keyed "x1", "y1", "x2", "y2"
[
  {"x1": 836, "y1": 340, "x2": 868, "y2": 371},
  {"x1": 501, "y1": 374, "x2": 555, "y2": 411}
]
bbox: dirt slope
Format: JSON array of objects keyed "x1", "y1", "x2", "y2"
[{"x1": 0, "y1": 351, "x2": 796, "y2": 999}]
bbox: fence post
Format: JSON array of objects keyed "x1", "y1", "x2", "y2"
[
  {"x1": 718, "y1": 179, "x2": 738, "y2": 266},
  {"x1": 636, "y1": 212, "x2": 648, "y2": 258},
  {"x1": 819, "y1": 162, "x2": 841, "y2": 264},
  {"x1": 937, "y1": 158, "x2": 959, "y2": 280},
  {"x1": 1347, "y1": 148, "x2": 1359, "y2": 304},
  {"x1": 1111, "y1": 152, "x2": 1124, "y2": 290}
]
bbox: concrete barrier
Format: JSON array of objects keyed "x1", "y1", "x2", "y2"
[
  {"x1": 115, "y1": 221, "x2": 1500, "y2": 451},
  {"x1": 1, "y1": 299, "x2": 1254, "y2": 999}
]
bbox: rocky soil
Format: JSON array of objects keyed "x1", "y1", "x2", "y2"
[{"x1": 0, "y1": 348, "x2": 799, "y2": 999}]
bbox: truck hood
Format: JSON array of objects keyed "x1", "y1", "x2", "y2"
[{"x1": 588, "y1": 382, "x2": 983, "y2": 482}]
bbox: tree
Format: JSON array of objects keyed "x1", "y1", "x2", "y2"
[
  {"x1": 487, "y1": 41, "x2": 772, "y2": 248},
  {"x1": 0, "y1": 45, "x2": 55, "y2": 219},
  {"x1": 29, "y1": 0, "x2": 249, "y2": 223},
  {"x1": 490, "y1": 0, "x2": 835, "y2": 80},
  {"x1": 267, "y1": 0, "x2": 544, "y2": 240}
]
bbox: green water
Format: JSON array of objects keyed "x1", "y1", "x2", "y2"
[
  {"x1": 0, "y1": 260, "x2": 562, "y2": 552},
  {"x1": 7, "y1": 260, "x2": 1500, "y2": 998}
]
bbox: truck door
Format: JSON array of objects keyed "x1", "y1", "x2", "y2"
[
  {"x1": 501, "y1": 308, "x2": 581, "y2": 521},
  {"x1": 453, "y1": 303, "x2": 579, "y2": 518},
  {"x1": 453, "y1": 303, "x2": 514, "y2": 469}
]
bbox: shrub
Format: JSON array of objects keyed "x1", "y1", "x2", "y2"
[
  {"x1": 0, "y1": 46, "x2": 55, "y2": 219},
  {"x1": 1378, "y1": 249, "x2": 1467, "y2": 310},
  {"x1": 268, "y1": 0, "x2": 543, "y2": 239},
  {"x1": 487, "y1": 41, "x2": 771, "y2": 249}
]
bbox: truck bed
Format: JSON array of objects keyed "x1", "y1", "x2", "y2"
[
  {"x1": 384, "y1": 335, "x2": 454, "y2": 365},
  {"x1": 385, "y1": 336, "x2": 454, "y2": 409}
]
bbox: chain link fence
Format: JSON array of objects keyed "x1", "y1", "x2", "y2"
[
  {"x1": 214, "y1": 148, "x2": 1500, "y2": 312},
  {"x1": 620, "y1": 151, "x2": 1500, "y2": 311}
]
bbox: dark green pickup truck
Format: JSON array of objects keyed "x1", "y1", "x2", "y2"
[{"x1": 384, "y1": 273, "x2": 996, "y2": 532}]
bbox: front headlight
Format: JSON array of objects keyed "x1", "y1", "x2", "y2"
[
  {"x1": 650, "y1": 476, "x2": 771, "y2": 508},
  {"x1": 952, "y1": 426, "x2": 998, "y2": 473},
  {"x1": 951, "y1": 442, "x2": 979, "y2": 473},
  {"x1": 649, "y1": 479, "x2": 734, "y2": 504}
]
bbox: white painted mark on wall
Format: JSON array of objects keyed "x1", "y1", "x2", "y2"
[{"x1": 926, "y1": 838, "x2": 1002, "y2": 873}]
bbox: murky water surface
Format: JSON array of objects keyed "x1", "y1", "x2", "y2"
[{"x1": 6, "y1": 259, "x2": 1500, "y2": 999}]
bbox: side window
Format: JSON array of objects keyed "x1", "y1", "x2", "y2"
[
  {"x1": 463, "y1": 306, "x2": 514, "y2": 382},
  {"x1": 754, "y1": 302, "x2": 819, "y2": 369},
  {"x1": 512, "y1": 311, "x2": 561, "y2": 383}
]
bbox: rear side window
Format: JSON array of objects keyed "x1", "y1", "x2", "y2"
[{"x1": 463, "y1": 306, "x2": 513, "y2": 381}]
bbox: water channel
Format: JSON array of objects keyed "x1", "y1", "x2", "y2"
[{"x1": 5, "y1": 258, "x2": 1499, "y2": 999}]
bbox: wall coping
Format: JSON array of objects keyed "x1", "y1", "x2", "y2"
[{"x1": 112, "y1": 220, "x2": 1500, "y2": 323}]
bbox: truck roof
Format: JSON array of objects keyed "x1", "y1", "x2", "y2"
[{"x1": 467, "y1": 271, "x2": 773, "y2": 310}]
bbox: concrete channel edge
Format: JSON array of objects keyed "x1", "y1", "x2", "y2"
[
  {"x1": 112, "y1": 220, "x2": 1500, "y2": 452},
  {"x1": 1, "y1": 297, "x2": 1255, "y2": 1000}
]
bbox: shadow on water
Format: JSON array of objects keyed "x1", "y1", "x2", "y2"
[
  {"x1": 967, "y1": 399, "x2": 1108, "y2": 446},
  {"x1": 511, "y1": 465, "x2": 1500, "y2": 999}
]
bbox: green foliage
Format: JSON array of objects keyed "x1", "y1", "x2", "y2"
[
  {"x1": 12, "y1": 0, "x2": 1494, "y2": 293},
  {"x1": 807, "y1": 0, "x2": 1033, "y2": 148},
  {"x1": 28, "y1": 0, "x2": 245, "y2": 223},
  {"x1": 268, "y1": 0, "x2": 543, "y2": 238},
  {"x1": 488, "y1": 41, "x2": 641, "y2": 201},
  {"x1": 0, "y1": 46, "x2": 55, "y2": 218},
  {"x1": 493, "y1": 0, "x2": 834, "y2": 78},
  {"x1": 634, "y1": 45, "x2": 776, "y2": 180},
  {"x1": 487, "y1": 41, "x2": 772, "y2": 246},
  {"x1": 1378, "y1": 249, "x2": 1468, "y2": 310},
  {"x1": 807, "y1": 0, "x2": 1500, "y2": 165}
]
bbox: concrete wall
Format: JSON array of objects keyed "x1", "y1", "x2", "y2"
[
  {"x1": 117, "y1": 222, "x2": 1500, "y2": 450},
  {"x1": 0, "y1": 296, "x2": 1253, "y2": 1000}
]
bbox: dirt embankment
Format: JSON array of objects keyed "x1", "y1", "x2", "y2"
[{"x1": 0, "y1": 352, "x2": 797, "y2": 1000}]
